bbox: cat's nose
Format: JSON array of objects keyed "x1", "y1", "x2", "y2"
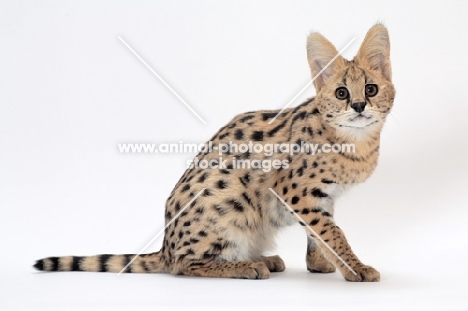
[{"x1": 351, "y1": 102, "x2": 366, "y2": 113}]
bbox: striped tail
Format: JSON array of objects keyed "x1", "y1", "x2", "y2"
[{"x1": 33, "y1": 252, "x2": 166, "y2": 273}]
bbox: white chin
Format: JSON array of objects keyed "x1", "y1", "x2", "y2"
[
  {"x1": 336, "y1": 120, "x2": 380, "y2": 140},
  {"x1": 339, "y1": 119, "x2": 379, "y2": 129}
]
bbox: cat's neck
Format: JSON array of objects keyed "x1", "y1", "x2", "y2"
[{"x1": 303, "y1": 103, "x2": 382, "y2": 160}]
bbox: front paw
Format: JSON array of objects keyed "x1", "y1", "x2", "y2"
[
  {"x1": 262, "y1": 255, "x2": 286, "y2": 273},
  {"x1": 344, "y1": 265, "x2": 380, "y2": 282},
  {"x1": 307, "y1": 259, "x2": 336, "y2": 273}
]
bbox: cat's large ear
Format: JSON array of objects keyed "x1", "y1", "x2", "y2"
[
  {"x1": 307, "y1": 33, "x2": 346, "y2": 92},
  {"x1": 355, "y1": 24, "x2": 392, "y2": 81}
]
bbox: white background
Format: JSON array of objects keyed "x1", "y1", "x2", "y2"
[{"x1": 1, "y1": 1, "x2": 468, "y2": 310}]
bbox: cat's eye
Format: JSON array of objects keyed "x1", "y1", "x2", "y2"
[
  {"x1": 365, "y1": 84, "x2": 378, "y2": 97},
  {"x1": 335, "y1": 87, "x2": 349, "y2": 100}
]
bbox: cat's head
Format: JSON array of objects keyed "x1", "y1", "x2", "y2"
[{"x1": 307, "y1": 24, "x2": 395, "y2": 140}]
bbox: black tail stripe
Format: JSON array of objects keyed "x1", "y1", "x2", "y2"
[
  {"x1": 124, "y1": 255, "x2": 132, "y2": 273},
  {"x1": 34, "y1": 259, "x2": 44, "y2": 271},
  {"x1": 72, "y1": 256, "x2": 83, "y2": 271},
  {"x1": 99, "y1": 254, "x2": 112, "y2": 272},
  {"x1": 50, "y1": 257, "x2": 60, "y2": 271}
]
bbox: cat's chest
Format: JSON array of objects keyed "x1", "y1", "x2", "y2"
[
  {"x1": 317, "y1": 182, "x2": 348, "y2": 214},
  {"x1": 266, "y1": 182, "x2": 348, "y2": 227}
]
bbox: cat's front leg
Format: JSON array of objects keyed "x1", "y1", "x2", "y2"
[
  {"x1": 306, "y1": 236, "x2": 335, "y2": 273},
  {"x1": 314, "y1": 224, "x2": 380, "y2": 282},
  {"x1": 273, "y1": 191, "x2": 379, "y2": 282}
]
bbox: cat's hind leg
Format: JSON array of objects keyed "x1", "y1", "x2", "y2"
[{"x1": 175, "y1": 259, "x2": 270, "y2": 279}]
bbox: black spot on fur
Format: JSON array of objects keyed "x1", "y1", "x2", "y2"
[
  {"x1": 242, "y1": 192, "x2": 253, "y2": 207},
  {"x1": 212, "y1": 243, "x2": 223, "y2": 252},
  {"x1": 235, "y1": 129, "x2": 244, "y2": 139},
  {"x1": 297, "y1": 167, "x2": 305, "y2": 176},
  {"x1": 181, "y1": 184, "x2": 190, "y2": 193},
  {"x1": 239, "y1": 173, "x2": 251, "y2": 187},
  {"x1": 251, "y1": 131, "x2": 264, "y2": 141},
  {"x1": 262, "y1": 112, "x2": 278, "y2": 121},
  {"x1": 218, "y1": 132, "x2": 230, "y2": 139},
  {"x1": 228, "y1": 199, "x2": 245, "y2": 212},
  {"x1": 291, "y1": 196, "x2": 300, "y2": 204},
  {"x1": 217, "y1": 180, "x2": 228, "y2": 189},
  {"x1": 267, "y1": 120, "x2": 288, "y2": 137},
  {"x1": 292, "y1": 111, "x2": 307, "y2": 123},
  {"x1": 213, "y1": 204, "x2": 227, "y2": 216},
  {"x1": 311, "y1": 188, "x2": 328, "y2": 198},
  {"x1": 239, "y1": 151, "x2": 251, "y2": 159},
  {"x1": 310, "y1": 218, "x2": 320, "y2": 226},
  {"x1": 240, "y1": 115, "x2": 255, "y2": 122},
  {"x1": 238, "y1": 178, "x2": 247, "y2": 188}
]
